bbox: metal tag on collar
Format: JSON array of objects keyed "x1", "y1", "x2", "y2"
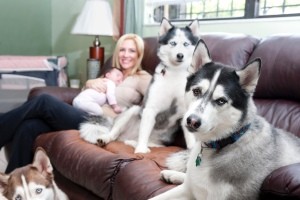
[
  {"x1": 195, "y1": 153, "x2": 202, "y2": 167},
  {"x1": 195, "y1": 145, "x2": 203, "y2": 167}
]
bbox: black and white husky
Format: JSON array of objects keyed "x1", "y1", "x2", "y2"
[
  {"x1": 149, "y1": 39, "x2": 300, "y2": 200},
  {"x1": 80, "y1": 18, "x2": 199, "y2": 153}
]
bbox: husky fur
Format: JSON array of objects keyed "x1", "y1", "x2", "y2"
[
  {"x1": 0, "y1": 148, "x2": 68, "y2": 200},
  {"x1": 80, "y1": 18, "x2": 199, "y2": 153},
  {"x1": 149, "y1": 39, "x2": 300, "y2": 200}
]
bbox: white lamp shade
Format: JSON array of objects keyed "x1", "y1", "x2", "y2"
[{"x1": 71, "y1": 0, "x2": 114, "y2": 36}]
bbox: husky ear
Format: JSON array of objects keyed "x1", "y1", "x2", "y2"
[
  {"x1": 33, "y1": 147, "x2": 53, "y2": 177},
  {"x1": 236, "y1": 58, "x2": 261, "y2": 95},
  {"x1": 159, "y1": 17, "x2": 173, "y2": 36},
  {"x1": 187, "y1": 19, "x2": 200, "y2": 37},
  {"x1": 188, "y1": 39, "x2": 212, "y2": 73}
]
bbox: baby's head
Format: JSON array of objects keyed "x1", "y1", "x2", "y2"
[{"x1": 105, "y1": 67, "x2": 123, "y2": 85}]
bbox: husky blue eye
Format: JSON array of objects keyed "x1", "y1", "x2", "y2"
[
  {"x1": 170, "y1": 41, "x2": 177, "y2": 46},
  {"x1": 184, "y1": 42, "x2": 190, "y2": 47},
  {"x1": 216, "y1": 98, "x2": 227, "y2": 106}
]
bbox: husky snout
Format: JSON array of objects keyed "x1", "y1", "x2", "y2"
[
  {"x1": 186, "y1": 114, "x2": 201, "y2": 131},
  {"x1": 177, "y1": 53, "x2": 184, "y2": 62}
]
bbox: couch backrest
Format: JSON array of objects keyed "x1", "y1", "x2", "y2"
[
  {"x1": 250, "y1": 34, "x2": 300, "y2": 101},
  {"x1": 249, "y1": 34, "x2": 300, "y2": 136}
]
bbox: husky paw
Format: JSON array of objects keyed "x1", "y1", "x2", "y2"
[
  {"x1": 79, "y1": 122, "x2": 110, "y2": 144},
  {"x1": 96, "y1": 134, "x2": 112, "y2": 147},
  {"x1": 134, "y1": 145, "x2": 151, "y2": 154},
  {"x1": 160, "y1": 170, "x2": 185, "y2": 185},
  {"x1": 80, "y1": 129, "x2": 103, "y2": 144}
]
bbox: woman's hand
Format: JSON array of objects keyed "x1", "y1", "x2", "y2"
[{"x1": 85, "y1": 78, "x2": 107, "y2": 93}]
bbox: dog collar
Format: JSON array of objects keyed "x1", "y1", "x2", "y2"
[
  {"x1": 204, "y1": 123, "x2": 251, "y2": 150},
  {"x1": 195, "y1": 124, "x2": 251, "y2": 167}
]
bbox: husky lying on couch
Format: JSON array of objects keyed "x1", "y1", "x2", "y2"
[
  {"x1": 80, "y1": 18, "x2": 199, "y2": 153},
  {"x1": 149, "y1": 39, "x2": 300, "y2": 200},
  {"x1": 0, "y1": 148, "x2": 68, "y2": 200}
]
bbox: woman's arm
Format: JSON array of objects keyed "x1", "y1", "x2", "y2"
[{"x1": 85, "y1": 78, "x2": 108, "y2": 93}]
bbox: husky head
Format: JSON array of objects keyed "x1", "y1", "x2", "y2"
[
  {"x1": 158, "y1": 18, "x2": 200, "y2": 68},
  {"x1": 0, "y1": 148, "x2": 68, "y2": 200},
  {"x1": 183, "y1": 39, "x2": 261, "y2": 142}
]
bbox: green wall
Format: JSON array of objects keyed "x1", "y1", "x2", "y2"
[
  {"x1": 51, "y1": 0, "x2": 115, "y2": 83},
  {"x1": 0, "y1": 0, "x2": 52, "y2": 55},
  {"x1": 0, "y1": 0, "x2": 116, "y2": 85}
]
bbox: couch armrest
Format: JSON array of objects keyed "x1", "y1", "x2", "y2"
[
  {"x1": 260, "y1": 163, "x2": 300, "y2": 199},
  {"x1": 28, "y1": 86, "x2": 81, "y2": 105},
  {"x1": 34, "y1": 130, "x2": 181, "y2": 199}
]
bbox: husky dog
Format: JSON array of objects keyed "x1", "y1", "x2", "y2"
[
  {"x1": 0, "y1": 148, "x2": 68, "y2": 200},
  {"x1": 80, "y1": 18, "x2": 199, "y2": 153},
  {"x1": 149, "y1": 39, "x2": 300, "y2": 200}
]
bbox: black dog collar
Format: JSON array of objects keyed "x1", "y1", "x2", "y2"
[
  {"x1": 195, "y1": 124, "x2": 251, "y2": 167},
  {"x1": 204, "y1": 123, "x2": 251, "y2": 150}
]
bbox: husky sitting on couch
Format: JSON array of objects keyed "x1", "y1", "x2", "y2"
[
  {"x1": 149, "y1": 39, "x2": 300, "y2": 200},
  {"x1": 0, "y1": 148, "x2": 68, "y2": 200},
  {"x1": 80, "y1": 18, "x2": 199, "y2": 153}
]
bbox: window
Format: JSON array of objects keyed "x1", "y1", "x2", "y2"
[
  {"x1": 259, "y1": 0, "x2": 300, "y2": 16},
  {"x1": 144, "y1": 0, "x2": 300, "y2": 23}
]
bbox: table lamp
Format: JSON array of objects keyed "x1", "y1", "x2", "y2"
[{"x1": 71, "y1": 0, "x2": 114, "y2": 79}]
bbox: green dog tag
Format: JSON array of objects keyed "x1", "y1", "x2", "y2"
[{"x1": 195, "y1": 154, "x2": 201, "y2": 167}]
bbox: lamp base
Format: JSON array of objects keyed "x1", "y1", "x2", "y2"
[
  {"x1": 87, "y1": 59, "x2": 101, "y2": 79},
  {"x1": 89, "y1": 46, "x2": 104, "y2": 68}
]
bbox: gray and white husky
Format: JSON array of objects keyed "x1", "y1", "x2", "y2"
[
  {"x1": 150, "y1": 39, "x2": 300, "y2": 200},
  {"x1": 80, "y1": 18, "x2": 199, "y2": 153}
]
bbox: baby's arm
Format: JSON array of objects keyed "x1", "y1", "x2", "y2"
[{"x1": 106, "y1": 80, "x2": 123, "y2": 113}]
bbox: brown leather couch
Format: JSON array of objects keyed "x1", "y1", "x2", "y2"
[{"x1": 28, "y1": 33, "x2": 300, "y2": 200}]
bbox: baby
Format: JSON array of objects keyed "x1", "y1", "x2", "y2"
[{"x1": 73, "y1": 67, "x2": 123, "y2": 115}]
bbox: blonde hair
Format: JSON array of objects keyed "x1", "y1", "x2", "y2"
[{"x1": 112, "y1": 34, "x2": 144, "y2": 75}]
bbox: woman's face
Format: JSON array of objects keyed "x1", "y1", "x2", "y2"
[{"x1": 118, "y1": 39, "x2": 138, "y2": 72}]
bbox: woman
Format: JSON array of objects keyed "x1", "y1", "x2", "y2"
[
  {"x1": 86, "y1": 33, "x2": 151, "y2": 116},
  {"x1": 0, "y1": 34, "x2": 151, "y2": 173}
]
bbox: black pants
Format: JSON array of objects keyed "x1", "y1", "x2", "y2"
[{"x1": 0, "y1": 94, "x2": 88, "y2": 173}]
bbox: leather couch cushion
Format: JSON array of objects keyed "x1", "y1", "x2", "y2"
[
  {"x1": 255, "y1": 99, "x2": 300, "y2": 136},
  {"x1": 201, "y1": 33, "x2": 259, "y2": 67},
  {"x1": 28, "y1": 86, "x2": 80, "y2": 104},
  {"x1": 250, "y1": 34, "x2": 300, "y2": 101},
  {"x1": 261, "y1": 163, "x2": 300, "y2": 199}
]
